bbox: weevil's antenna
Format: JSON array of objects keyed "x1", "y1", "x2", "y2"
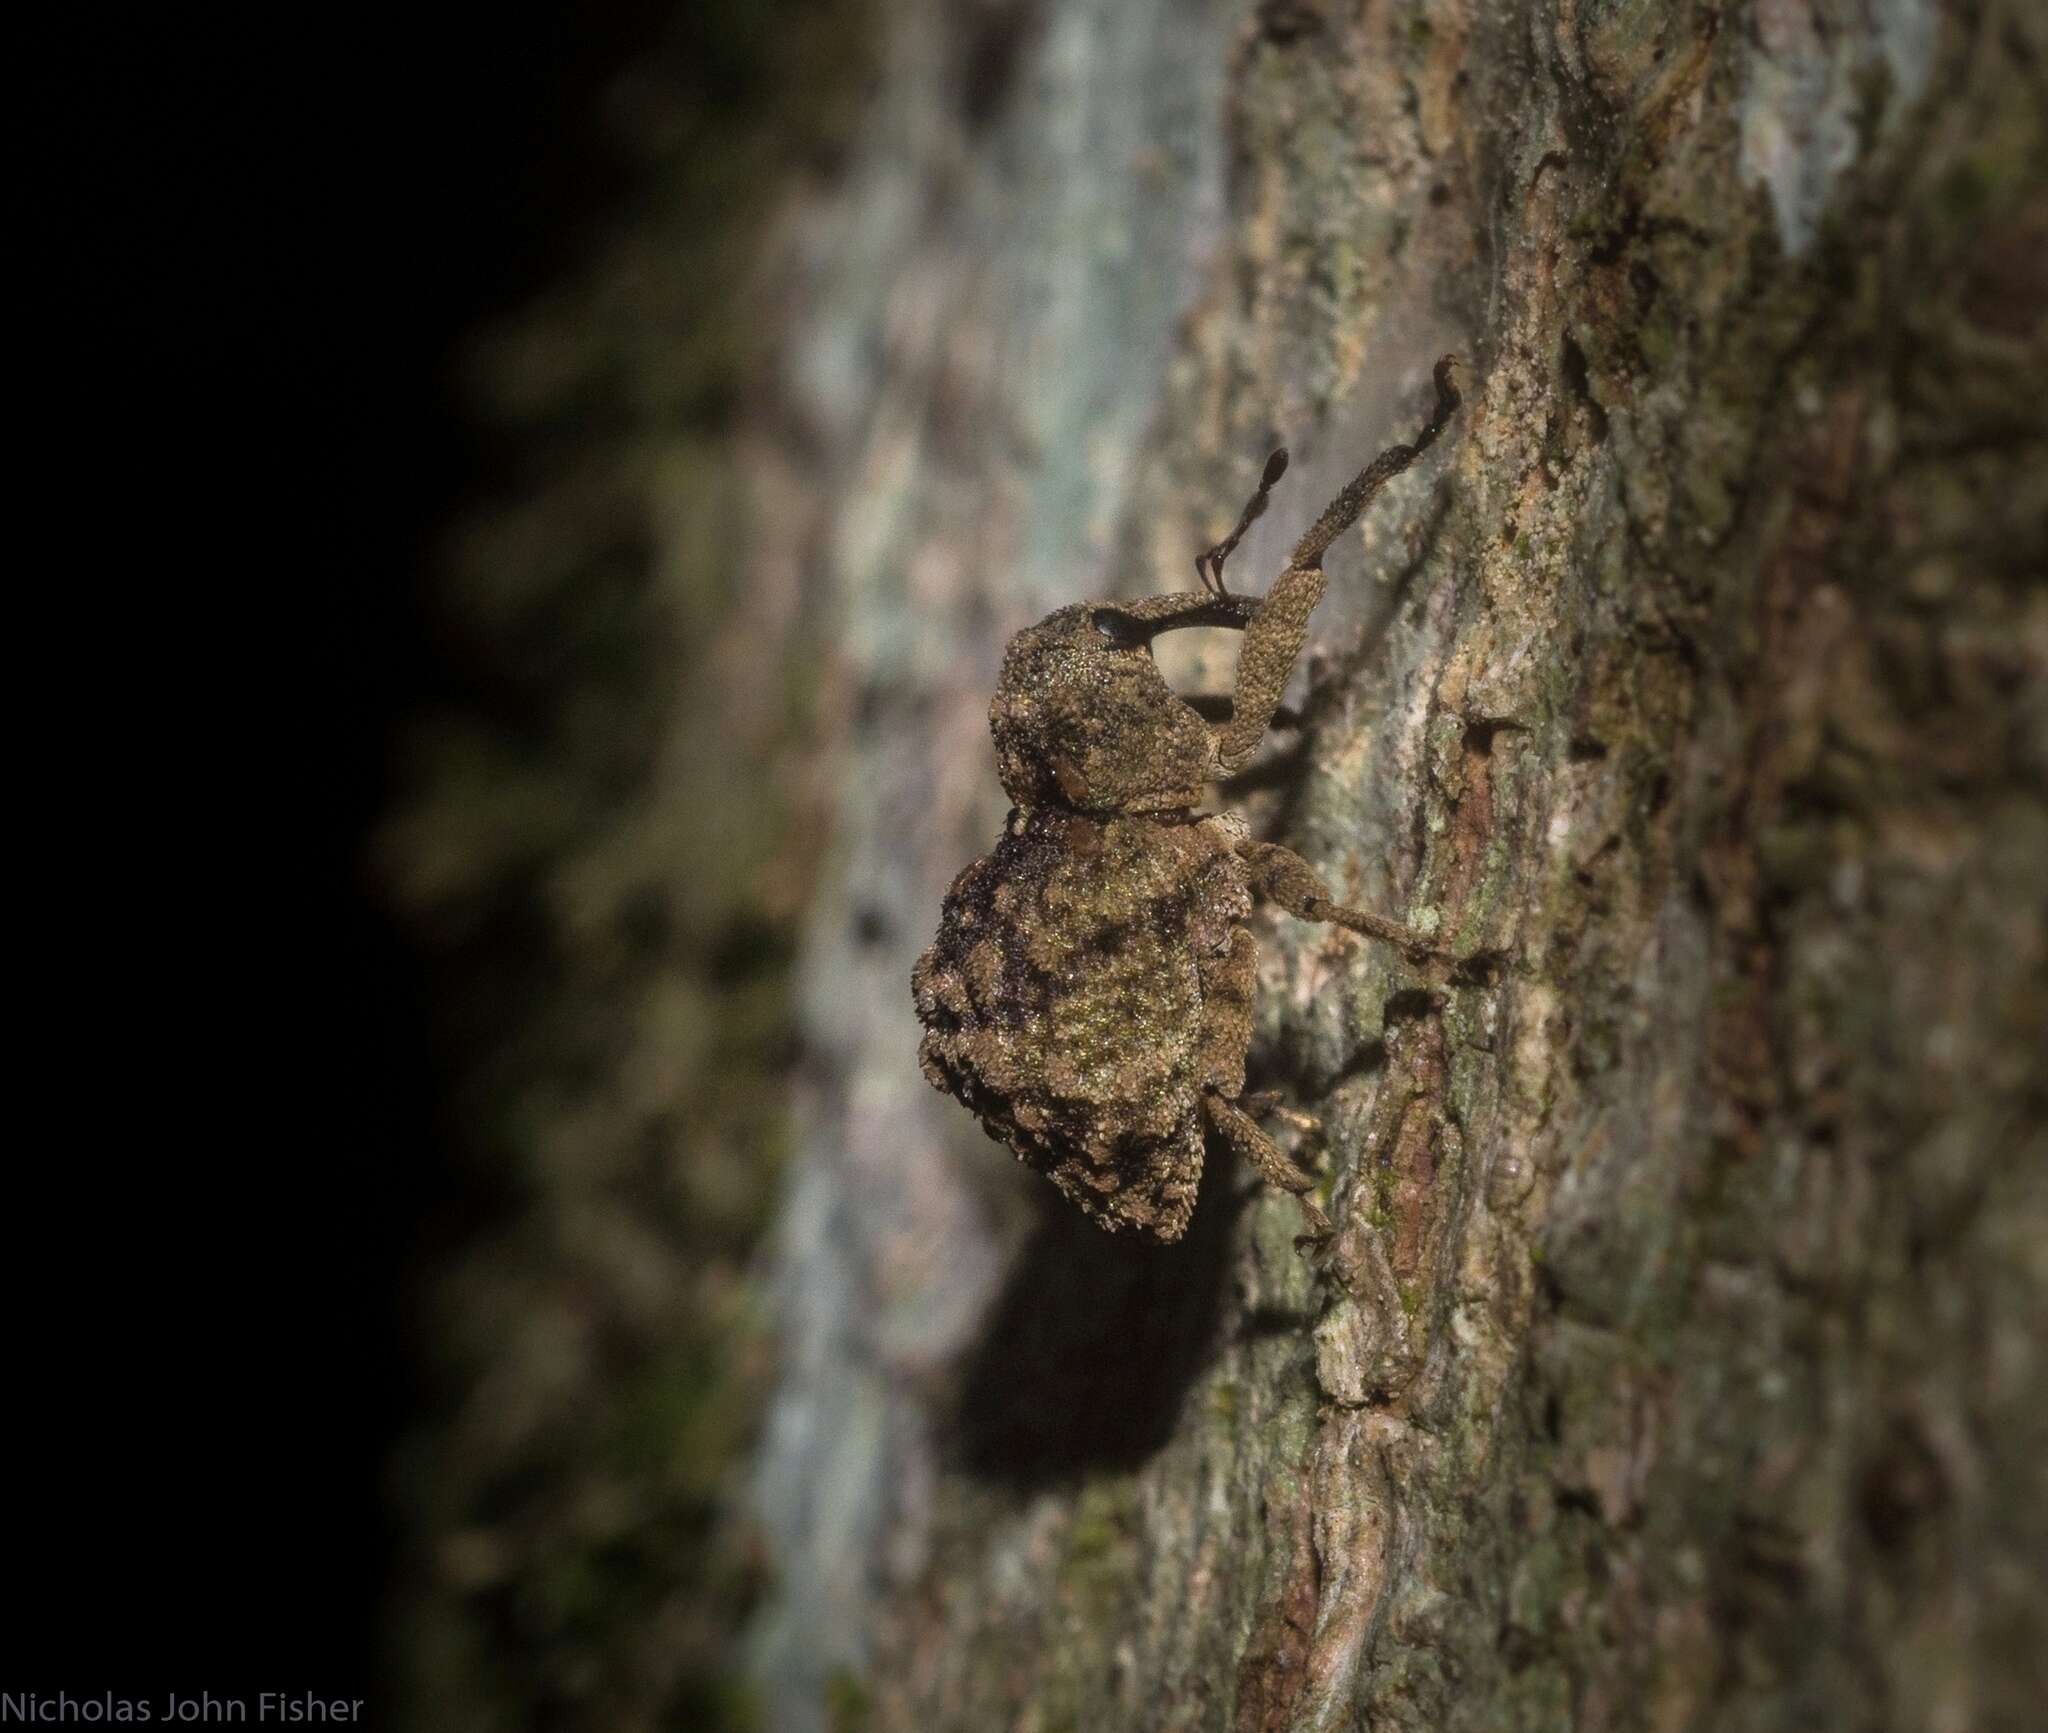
[{"x1": 1196, "y1": 447, "x2": 1289, "y2": 598}]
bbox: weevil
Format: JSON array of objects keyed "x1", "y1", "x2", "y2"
[{"x1": 912, "y1": 358, "x2": 1463, "y2": 1250}]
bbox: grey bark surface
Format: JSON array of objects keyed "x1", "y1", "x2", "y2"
[{"x1": 749, "y1": 2, "x2": 2047, "y2": 1731}]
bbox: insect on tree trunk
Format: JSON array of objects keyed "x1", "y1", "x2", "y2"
[{"x1": 736, "y1": 1, "x2": 2048, "y2": 1730}]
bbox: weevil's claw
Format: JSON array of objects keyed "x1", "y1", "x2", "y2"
[{"x1": 1291, "y1": 1197, "x2": 1334, "y2": 1259}]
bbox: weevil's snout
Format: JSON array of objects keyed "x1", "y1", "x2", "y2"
[{"x1": 988, "y1": 604, "x2": 1212, "y2": 813}]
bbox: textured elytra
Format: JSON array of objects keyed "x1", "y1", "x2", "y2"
[
  {"x1": 914, "y1": 808, "x2": 1253, "y2": 1240},
  {"x1": 913, "y1": 361, "x2": 1464, "y2": 1247}
]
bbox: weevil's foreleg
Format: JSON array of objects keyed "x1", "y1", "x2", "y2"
[
  {"x1": 1203, "y1": 1090, "x2": 1332, "y2": 1252},
  {"x1": 1240, "y1": 838, "x2": 1451, "y2": 960},
  {"x1": 1212, "y1": 561, "x2": 1327, "y2": 774},
  {"x1": 1286, "y1": 356, "x2": 1461, "y2": 573},
  {"x1": 1211, "y1": 356, "x2": 1462, "y2": 776},
  {"x1": 1197, "y1": 448, "x2": 1289, "y2": 598}
]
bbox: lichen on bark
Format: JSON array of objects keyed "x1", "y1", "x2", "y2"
[{"x1": 749, "y1": 1, "x2": 2047, "y2": 1730}]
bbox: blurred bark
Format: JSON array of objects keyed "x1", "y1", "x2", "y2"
[
  {"x1": 379, "y1": 9, "x2": 876, "y2": 1728},
  {"x1": 750, "y1": 2, "x2": 2047, "y2": 1731}
]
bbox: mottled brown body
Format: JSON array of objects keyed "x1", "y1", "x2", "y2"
[
  {"x1": 914, "y1": 808, "x2": 1256, "y2": 1240},
  {"x1": 915, "y1": 359, "x2": 1463, "y2": 1248}
]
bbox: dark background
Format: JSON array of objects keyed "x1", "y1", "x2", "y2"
[{"x1": 23, "y1": 3, "x2": 670, "y2": 1698}]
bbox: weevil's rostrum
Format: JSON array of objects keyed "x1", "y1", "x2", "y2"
[{"x1": 913, "y1": 358, "x2": 1463, "y2": 1250}]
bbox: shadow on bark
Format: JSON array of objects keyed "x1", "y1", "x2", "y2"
[{"x1": 951, "y1": 1148, "x2": 1245, "y2": 1489}]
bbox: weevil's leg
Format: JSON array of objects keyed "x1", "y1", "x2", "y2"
[
  {"x1": 1240, "y1": 838, "x2": 1452, "y2": 959},
  {"x1": 1240, "y1": 1091, "x2": 1325, "y2": 1175},
  {"x1": 1195, "y1": 927, "x2": 1257, "y2": 1099},
  {"x1": 1203, "y1": 1090, "x2": 1332, "y2": 1251},
  {"x1": 1213, "y1": 561, "x2": 1327, "y2": 774},
  {"x1": 1285, "y1": 356, "x2": 1461, "y2": 573},
  {"x1": 1240, "y1": 1091, "x2": 1323, "y2": 1140},
  {"x1": 1197, "y1": 448, "x2": 1290, "y2": 597},
  {"x1": 1212, "y1": 356, "x2": 1462, "y2": 775}
]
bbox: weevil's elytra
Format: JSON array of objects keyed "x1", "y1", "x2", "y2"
[{"x1": 913, "y1": 358, "x2": 1463, "y2": 1252}]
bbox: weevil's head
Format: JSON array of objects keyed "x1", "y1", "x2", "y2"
[{"x1": 988, "y1": 603, "x2": 1213, "y2": 814}]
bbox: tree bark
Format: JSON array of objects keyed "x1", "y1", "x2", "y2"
[{"x1": 748, "y1": 2, "x2": 2047, "y2": 1731}]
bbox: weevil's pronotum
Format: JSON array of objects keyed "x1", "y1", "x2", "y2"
[{"x1": 913, "y1": 358, "x2": 1463, "y2": 1250}]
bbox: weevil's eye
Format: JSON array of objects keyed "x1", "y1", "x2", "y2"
[{"x1": 1091, "y1": 608, "x2": 1150, "y2": 650}]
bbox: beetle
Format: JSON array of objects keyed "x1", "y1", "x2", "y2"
[{"x1": 913, "y1": 357, "x2": 1463, "y2": 1249}]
